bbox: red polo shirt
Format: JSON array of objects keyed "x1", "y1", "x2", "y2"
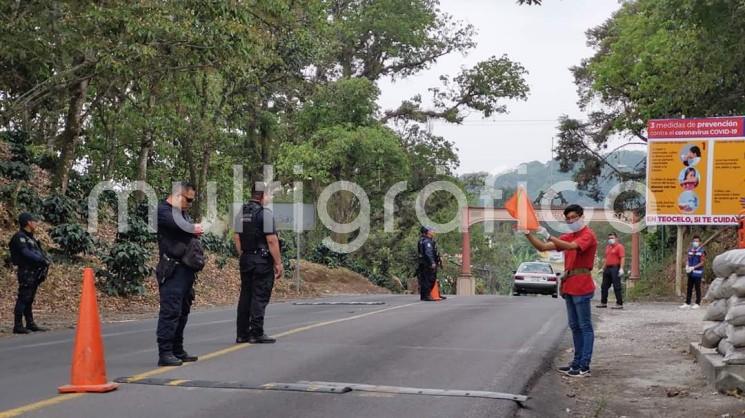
[
  {"x1": 605, "y1": 243, "x2": 625, "y2": 266},
  {"x1": 558, "y1": 226, "x2": 598, "y2": 296}
]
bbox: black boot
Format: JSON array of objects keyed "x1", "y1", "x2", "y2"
[
  {"x1": 174, "y1": 350, "x2": 198, "y2": 362},
  {"x1": 158, "y1": 352, "x2": 183, "y2": 367},
  {"x1": 13, "y1": 325, "x2": 30, "y2": 334},
  {"x1": 26, "y1": 323, "x2": 47, "y2": 332},
  {"x1": 248, "y1": 334, "x2": 276, "y2": 344},
  {"x1": 13, "y1": 313, "x2": 29, "y2": 334}
]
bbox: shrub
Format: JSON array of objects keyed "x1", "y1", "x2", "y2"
[
  {"x1": 0, "y1": 184, "x2": 43, "y2": 215},
  {"x1": 0, "y1": 161, "x2": 31, "y2": 180},
  {"x1": 118, "y1": 215, "x2": 156, "y2": 244},
  {"x1": 50, "y1": 223, "x2": 94, "y2": 258},
  {"x1": 97, "y1": 241, "x2": 153, "y2": 296},
  {"x1": 41, "y1": 193, "x2": 77, "y2": 225},
  {"x1": 200, "y1": 232, "x2": 235, "y2": 256},
  {"x1": 308, "y1": 243, "x2": 347, "y2": 268}
]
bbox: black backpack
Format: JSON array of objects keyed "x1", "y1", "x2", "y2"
[{"x1": 181, "y1": 238, "x2": 206, "y2": 272}]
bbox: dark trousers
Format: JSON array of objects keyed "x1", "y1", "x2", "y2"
[
  {"x1": 156, "y1": 265, "x2": 195, "y2": 355},
  {"x1": 14, "y1": 270, "x2": 41, "y2": 326},
  {"x1": 686, "y1": 272, "x2": 702, "y2": 305},
  {"x1": 600, "y1": 266, "x2": 623, "y2": 306},
  {"x1": 417, "y1": 267, "x2": 436, "y2": 300},
  {"x1": 237, "y1": 257, "x2": 275, "y2": 339}
]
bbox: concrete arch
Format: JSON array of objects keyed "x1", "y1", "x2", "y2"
[{"x1": 456, "y1": 206, "x2": 641, "y2": 296}]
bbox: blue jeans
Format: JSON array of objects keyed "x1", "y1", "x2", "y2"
[{"x1": 565, "y1": 292, "x2": 594, "y2": 369}]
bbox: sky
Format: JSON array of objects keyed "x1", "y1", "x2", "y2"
[{"x1": 377, "y1": 0, "x2": 625, "y2": 175}]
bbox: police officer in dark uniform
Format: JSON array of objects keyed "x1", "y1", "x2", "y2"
[
  {"x1": 234, "y1": 183, "x2": 283, "y2": 344},
  {"x1": 417, "y1": 226, "x2": 444, "y2": 301},
  {"x1": 155, "y1": 182, "x2": 202, "y2": 366},
  {"x1": 9, "y1": 213, "x2": 50, "y2": 334}
]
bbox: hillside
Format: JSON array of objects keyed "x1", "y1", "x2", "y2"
[{"x1": 475, "y1": 150, "x2": 646, "y2": 206}]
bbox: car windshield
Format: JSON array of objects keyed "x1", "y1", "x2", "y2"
[{"x1": 518, "y1": 263, "x2": 553, "y2": 274}]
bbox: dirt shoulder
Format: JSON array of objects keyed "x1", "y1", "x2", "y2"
[{"x1": 518, "y1": 302, "x2": 745, "y2": 417}]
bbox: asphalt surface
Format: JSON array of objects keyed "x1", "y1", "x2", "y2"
[{"x1": 0, "y1": 294, "x2": 567, "y2": 418}]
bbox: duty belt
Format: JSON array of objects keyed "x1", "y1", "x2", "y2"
[{"x1": 565, "y1": 268, "x2": 592, "y2": 278}]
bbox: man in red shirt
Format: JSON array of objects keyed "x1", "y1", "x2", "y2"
[
  {"x1": 598, "y1": 232, "x2": 625, "y2": 309},
  {"x1": 523, "y1": 204, "x2": 597, "y2": 377}
]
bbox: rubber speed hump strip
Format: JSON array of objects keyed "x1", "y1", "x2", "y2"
[
  {"x1": 115, "y1": 377, "x2": 528, "y2": 404},
  {"x1": 292, "y1": 301, "x2": 386, "y2": 306},
  {"x1": 114, "y1": 377, "x2": 352, "y2": 394}
]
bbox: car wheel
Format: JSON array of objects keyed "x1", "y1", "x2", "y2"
[
  {"x1": 552, "y1": 293, "x2": 558, "y2": 298},
  {"x1": 512, "y1": 286, "x2": 521, "y2": 296}
]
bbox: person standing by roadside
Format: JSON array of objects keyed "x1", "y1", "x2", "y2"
[
  {"x1": 523, "y1": 204, "x2": 597, "y2": 377},
  {"x1": 598, "y1": 232, "x2": 625, "y2": 309},
  {"x1": 155, "y1": 182, "x2": 203, "y2": 366},
  {"x1": 680, "y1": 235, "x2": 705, "y2": 310},
  {"x1": 417, "y1": 226, "x2": 445, "y2": 301},
  {"x1": 234, "y1": 183, "x2": 283, "y2": 344},
  {"x1": 9, "y1": 213, "x2": 50, "y2": 334}
]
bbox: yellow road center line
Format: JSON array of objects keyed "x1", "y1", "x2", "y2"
[
  {"x1": 166, "y1": 380, "x2": 189, "y2": 386},
  {"x1": 0, "y1": 394, "x2": 85, "y2": 418},
  {"x1": 0, "y1": 301, "x2": 420, "y2": 417}
]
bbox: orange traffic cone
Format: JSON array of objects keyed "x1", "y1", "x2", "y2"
[
  {"x1": 58, "y1": 268, "x2": 118, "y2": 393},
  {"x1": 430, "y1": 281, "x2": 442, "y2": 301}
]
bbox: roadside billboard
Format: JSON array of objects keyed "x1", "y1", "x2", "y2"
[{"x1": 646, "y1": 117, "x2": 745, "y2": 226}]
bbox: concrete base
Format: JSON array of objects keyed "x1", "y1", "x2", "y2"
[
  {"x1": 456, "y1": 276, "x2": 475, "y2": 296},
  {"x1": 689, "y1": 342, "x2": 745, "y2": 392}
]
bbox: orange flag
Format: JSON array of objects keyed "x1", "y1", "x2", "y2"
[{"x1": 504, "y1": 186, "x2": 540, "y2": 231}]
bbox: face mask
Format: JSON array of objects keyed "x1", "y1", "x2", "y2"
[
  {"x1": 692, "y1": 241, "x2": 700, "y2": 248},
  {"x1": 567, "y1": 219, "x2": 584, "y2": 232},
  {"x1": 687, "y1": 157, "x2": 700, "y2": 166},
  {"x1": 608, "y1": 238, "x2": 616, "y2": 245}
]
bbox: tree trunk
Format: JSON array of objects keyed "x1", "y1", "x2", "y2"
[
  {"x1": 196, "y1": 142, "x2": 213, "y2": 217},
  {"x1": 135, "y1": 92, "x2": 157, "y2": 201},
  {"x1": 53, "y1": 77, "x2": 89, "y2": 195},
  {"x1": 180, "y1": 135, "x2": 200, "y2": 219}
]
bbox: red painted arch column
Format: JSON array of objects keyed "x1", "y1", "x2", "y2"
[{"x1": 457, "y1": 206, "x2": 475, "y2": 295}]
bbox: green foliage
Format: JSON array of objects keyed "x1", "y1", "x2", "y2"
[
  {"x1": 308, "y1": 243, "x2": 348, "y2": 268},
  {"x1": 41, "y1": 193, "x2": 78, "y2": 225},
  {"x1": 0, "y1": 0, "x2": 535, "y2": 296},
  {"x1": 294, "y1": 78, "x2": 379, "y2": 135},
  {"x1": 0, "y1": 161, "x2": 31, "y2": 181},
  {"x1": 50, "y1": 223, "x2": 94, "y2": 258},
  {"x1": 117, "y1": 216, "x2": 156, "y2": 244},
  {"x1": 557, "y1": 0, "x2": 745, "y2": 198},
  {"x1": 200, "y1": 232, "x2": 236, "y2": 257},
  {"x1": 97, "y1": 241, "x2": 153, "y2": 297},
  {"x1": 0, "y1": 185, "x2": 43, "y2": 214}
]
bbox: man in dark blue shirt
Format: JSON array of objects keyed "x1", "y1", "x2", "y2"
[
  {"x1": 9, "y1": 213, "x2": 50, "y2": 334},
  {"x1": 233, "y1": 183, "x2": 283, "y2": 344},
  {"x1": 417, "y1": 226, "x2": 443, "y2": 301},
  {"x1": 155, "y1": 182, "x2": 203, "y2": 366}
]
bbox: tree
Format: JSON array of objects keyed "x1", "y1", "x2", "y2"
[
  {"x1": 555, "y1": 0, "x2": 745, "y2": 200},
  {"x1": 383, "y1": 55, "x2": 530, "y2": 123},
  {"x1": 317, "y1": 0, "x2": 476, "y2": 81}
]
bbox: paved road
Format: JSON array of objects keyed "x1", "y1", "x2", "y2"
[{"x1": 0, "y1": 294, "x2": 566, "y2": 418}]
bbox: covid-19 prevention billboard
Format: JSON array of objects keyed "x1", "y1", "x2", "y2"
[{"x1": 646, "y1": 117, "x2": 745, "y2": 226}]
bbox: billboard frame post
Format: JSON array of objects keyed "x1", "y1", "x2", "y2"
[{"x1": 675, "y1": 225, "x2": 684, "y2": 297}]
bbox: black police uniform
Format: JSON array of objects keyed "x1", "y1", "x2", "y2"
[
  {"x1": 9, "y1": 228, "x2": 49, "y2": 332},
  {"x1": 417, "y1": 235, "x2": 440, "y2": 300},
  {"x1": 235, "y1": 200, "x2": 277, "y2": 341},
  {"x1": 156, "y1": 200, "x2": 199, "y2": 359}
]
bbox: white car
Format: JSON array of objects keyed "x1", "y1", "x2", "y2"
[{"x1": 512, "y1": 261, "x2": 560, "y2": 298}]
